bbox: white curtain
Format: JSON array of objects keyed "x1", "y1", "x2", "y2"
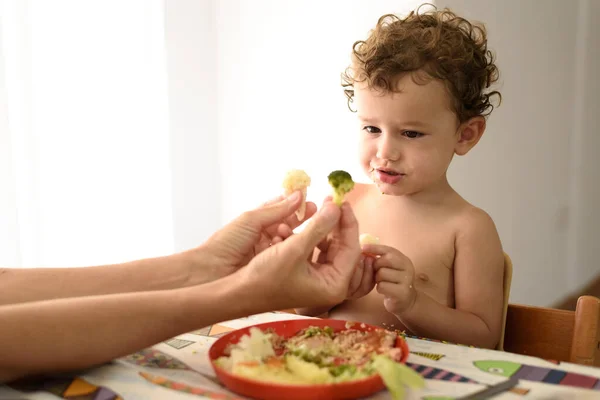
[
  {"x1": 0, "y1": 0, "x2": 434, "y2": 271},
  {"x1": 1, "y1": 0, "x2": 426, "y2": 269},
  {"x1": 0, "y1": 0, "x2": 175, "y2": 267}
]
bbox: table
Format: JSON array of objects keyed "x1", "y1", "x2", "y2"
[{"x1": 2, "y1": 311, "x2": 600, "y2": 400}]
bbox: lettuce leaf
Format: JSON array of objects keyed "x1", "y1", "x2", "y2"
[{"x1": 372, "y1": 355, "x2": 425, "y2": 400}]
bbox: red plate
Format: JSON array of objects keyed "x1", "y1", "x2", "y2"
[{"x1": 209, "y1": 319, "x2": 410, "y2": 400}]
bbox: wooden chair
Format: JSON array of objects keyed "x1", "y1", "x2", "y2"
[
  {"x1": 503, "y1": 295, "x2": 600, "y2": 366},
  {"x1": 497, "y1": 252, "x2": 513, "y2": 350}
]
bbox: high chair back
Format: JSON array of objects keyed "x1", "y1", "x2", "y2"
[
  {"x1": 497, "y1": 252, "x2": 513, "y2": 350},
  {"x1": 503, "y1": 295, "x2": 600, "y2": 366}
]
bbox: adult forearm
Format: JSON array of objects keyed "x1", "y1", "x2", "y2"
[
  {"x1": 0, "y1": 251, "x2": 196, "y2": 305},
  {"x1": 0, "y1": 274, "x2": 258, "y2": 382},
  {"x1": 397, "y1": 291, "x2": 498, "y2": 349}
]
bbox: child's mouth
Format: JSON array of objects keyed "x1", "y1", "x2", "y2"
[{"x1": 374, "y1": 169, "x2": 404, "y2": 184}]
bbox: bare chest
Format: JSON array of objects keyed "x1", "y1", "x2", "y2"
[{"x1": 353, "y1": 200, "x2": 457, "y2": 306}]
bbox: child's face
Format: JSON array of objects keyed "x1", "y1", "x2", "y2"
[{"x1": 354, "y1": 74, "x2": 463, "y2": 196}]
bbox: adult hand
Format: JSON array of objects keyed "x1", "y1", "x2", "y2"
[
  {"x1": 239, "y1": 200, "x2": 362, "y2": 310},
  {"x1": 185, "y1": 191, "x2": 317, "y2": 285},
  {"x1": 315, "y1": 235, "x2": 376, "y2": 301}
]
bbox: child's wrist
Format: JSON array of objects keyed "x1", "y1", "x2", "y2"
[
  {"x1": 407, "y1": 285, "x2": 418, "y2": 313},
  {"x1": 394, "y1": 286, "x2": 419, "y2": 318}
]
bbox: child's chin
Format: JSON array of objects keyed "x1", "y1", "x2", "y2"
[
  {"x1": 376, "y1": 183, "x2": 407, "y2": 196},
  {"x1": 381, "y1": 190, "x2": 406, "y2": 196}
]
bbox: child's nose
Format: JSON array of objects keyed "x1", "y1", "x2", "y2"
[{"x1": 376, "y1": 136, "x2": 400, "y2": 161}]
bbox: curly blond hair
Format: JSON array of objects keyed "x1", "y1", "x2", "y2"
[{"x1": 342, "y1": 4, "x2": 501, "y2": 122}]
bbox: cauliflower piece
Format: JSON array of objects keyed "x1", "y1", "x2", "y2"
[
  {"x1": 359, "y1": 233, "x2": 380, "y2": 246},
  {"x1": 282, "y1": 169, "x2": 311, "y2": 220}
]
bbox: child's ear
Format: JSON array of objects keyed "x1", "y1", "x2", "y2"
[{"x1": 455, "y1": 116, "x2": 486, "y2": 156}]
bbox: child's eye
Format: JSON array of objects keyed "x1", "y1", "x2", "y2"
[
  {"x1": 363, "y1": 126, "x2": 381, "y2": 134},
  {"x1": 403, "y1": 130, "x2": 423, "y2": 139}
]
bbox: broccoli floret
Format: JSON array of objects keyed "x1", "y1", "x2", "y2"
[
  {"x1": 329, "y1": 364, "x2": 357, "y2": 377},
  {"x1": 328, "y1": 170, "x2": 355, "y2": 205}
]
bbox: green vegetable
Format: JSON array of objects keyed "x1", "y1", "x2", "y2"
[
  {"x1": 304, "y1": 326, "x2": 334, "y2": 338},
  {"x1": 291, "y1": 348, "x2": 323, "y2": 364},
  {"x1": 327, "y1": 170, "x2": 355, "y2": 205},
  {"x1": 372, "y1": 355, "x2": 425, "y2": 400},
  {"x1": 329, "y1": 364, "x2": 357, "y2": 377}
]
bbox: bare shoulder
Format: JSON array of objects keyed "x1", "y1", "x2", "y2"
[
  {"x1": 451, "y1": 199, "x2": 504, "y2": 269},
  {"x1": 452, "y1": 200, "x2": 501, "y2": 244}
]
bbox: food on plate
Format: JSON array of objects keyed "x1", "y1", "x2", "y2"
[
  {"x1": 327, "y1": 170, "x2": 355, "y2": 206},
  {"x1": 282, "y1": 169, "x2": 311, "y2": 220},
  {"x1": 215, "y1": 325, "x2": 424, "y2": 399},
  {"x1": 359, "y1": 233, "x2": 380, "y2": 246}
]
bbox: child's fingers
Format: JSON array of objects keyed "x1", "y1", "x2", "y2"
[
  {"x1": 375, "y1": 267, "x2": 402, "y2": 284},
  {"x1": 361, "y1": 251, "x2": 379, "y2": 258},
  {"x1": 373, "y1": 254, "x2": 401, "y2": 271},
  {"x1": 376, "y1": 282, "x2": 397, "y2": 298},
  {"x1": 361, "y1": 243, "x2": 402, "y2": 256},
  {"x1": 373, "y1": 252, "x2": 408, "y2": 271},
  {"x1": 361, "y1": 245, "x2": 388, "y2": 260},
  {"x1": 361, "y1": 245, "x2": 413, "y2": 272}
]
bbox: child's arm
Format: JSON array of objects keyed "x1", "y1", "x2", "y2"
[
  {"x1": 406, "y1": 209, "x2": 504, "y2": 348},
  {"x1": 365, "y1": 209, "x2": 504, "y2": 349}
]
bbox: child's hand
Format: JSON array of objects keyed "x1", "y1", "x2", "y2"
[{"x1": 361, "y1": 244, "x2": 417, "y2": 316}]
